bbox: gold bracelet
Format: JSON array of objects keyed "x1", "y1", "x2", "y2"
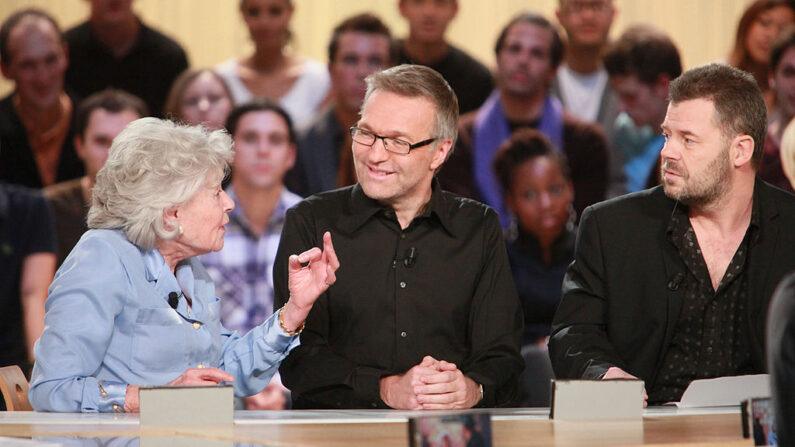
[{"x1": 278, "y1": 306, "x2": 305, "y2": 336}]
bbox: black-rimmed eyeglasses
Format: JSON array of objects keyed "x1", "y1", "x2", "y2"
[{"x1": 350, "y1": 127, "x2": 437, "y2": 155}]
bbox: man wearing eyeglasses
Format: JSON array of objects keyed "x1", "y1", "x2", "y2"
[{"x1": 273, "y1": 64, "x2": 523, "y2": 410}]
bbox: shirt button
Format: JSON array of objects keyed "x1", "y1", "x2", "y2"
[
  {"x1": 197, "y1": 363, "x2": 205, "y2": 369},
  {"x1": 401, "y1": 234, "x2": 406, "y2": 239},
  {"x1": 400, "y1": 281, "x2": 406, "y2": 288},
  {"x1": 400, "y1": 331, "x2": 407, "y2": 338},
  {"x1": 193, "y1": 322, "x2": 201, "y2": 329}
]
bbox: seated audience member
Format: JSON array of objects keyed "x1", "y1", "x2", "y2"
[
  {"x1": 0, "y1": 9, "x2": 83, "y2": 188},
  {"x1": 201, "y1": 100, "x2": 301, "y2": 410},
  {"x1": 274, "y1": 65, "x2": 523, "y2": 410},
  {"x1": 0, "y1": 182, "x2": 55, "y2": 382},
  {"x1": 440, "y1": 12, "x2": 607, "y2": 225},
  {"x1": 553, "y1": 0, "x2": 625, "y2": 198},
  {"x1": 165, "y1": 69, "x2": 234, "y2": 131},
  {"x1": 604, "y1": 25, "x2": 683, "y2": 193},
  {"x1": 63, "y1": 0, "x2": 188, "y2": 117},
  {"x1": 727, "y1": 0, "x2": 795, "y2": 113},
  {"x1": 396, "y1": 0, "x2": 493, "y2": 114},
  {"x1": 495, "y1": 129, "x2": 572, "y2": 407},
  {"x1": 494, "y1": 129, "x2": 574, "y2": 347},
  {"x1": 44, "y1": 89, "x2": 147, "y2": 266},
  {"x1": 216, "y1": 0, "x2": 330, "y2": 127},
  {"x1": 293, "y1": 13, "x2": 395, "y2": 197},
  {"x1": 553, "y1": 0, "x2": 617, "y2": 128},
  {"x1": 550, "y1": 64, "x2": 795, "y2": 405},
  {"x1": 29, "y1": 118, "x2": 336, "y2": 413},
  {"x1": 760, "y1": 26, "x2": 795, "y2": 192},
  {"x1": 769, "y1": 118, "x2": 795, "y2": 447}
]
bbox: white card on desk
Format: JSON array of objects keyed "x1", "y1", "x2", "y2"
[
  {"x1": 550, "y1": 379, "x2": 644, "y2": 420},
  {"x1": 139, "y1": 385, "x2": 233, "y2": 427},
  {"x1": 675, "y1": 374, "x2": 769, "y2": 408}
]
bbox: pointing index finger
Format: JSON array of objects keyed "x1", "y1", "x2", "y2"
[{"x1": 323, "y1": 231, "x2": 340, "y2": 270}]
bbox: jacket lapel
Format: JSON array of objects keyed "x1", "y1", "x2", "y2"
[{"x1": 746, "y1": 181, "x2": 780, "y2": 368}]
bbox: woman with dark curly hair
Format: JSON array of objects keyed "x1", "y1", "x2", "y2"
[{"x1": 494, "y1": 128, "x2": 575, "y2": 347}]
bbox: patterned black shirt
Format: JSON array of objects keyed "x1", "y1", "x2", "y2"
[{"x1": 649, "y1": 202, "x2": 759, "y2": 404}]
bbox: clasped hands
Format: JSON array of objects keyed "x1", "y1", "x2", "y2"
[{"x1": 379, "y1": 355, "x2": 481, "y2": 410}]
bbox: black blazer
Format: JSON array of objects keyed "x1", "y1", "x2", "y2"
[
  {"x1": 767, "y1": 272, "x2": 795, "y2": 447},
  {"x1": 550, "y1": 180, "x2": 795, "y2": 389}
]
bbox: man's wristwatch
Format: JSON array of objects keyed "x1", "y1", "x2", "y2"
[{"x1": 478, "y1": 383, "x2": 484, "y2": 402}]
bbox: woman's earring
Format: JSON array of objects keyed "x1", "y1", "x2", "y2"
[
  {"x1": 566, "y1": 204, "x2": 577, "y2": 232},
  {"x1": 506, "y1": 213, "x2": 519, "y2": 242},
  {"x1": 178, "y1": 224, "x2": 184, "y2": 235}
]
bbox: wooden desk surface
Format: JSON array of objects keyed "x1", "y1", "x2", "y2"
[{"x1": 0, "y1": 407, "x2": 748, "y2": 446}]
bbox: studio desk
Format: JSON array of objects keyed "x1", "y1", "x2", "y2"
[{"x1": 0, "y1": 406, "x2": 747, "y2": 446}]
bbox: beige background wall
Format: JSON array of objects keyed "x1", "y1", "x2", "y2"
[{"x1": 0, "y1": 0, "x2": 753, "y2": 98}]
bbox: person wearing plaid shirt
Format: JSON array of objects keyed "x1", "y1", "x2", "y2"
[{"x1": 201, "y1": 99, "x2": 301, "y2": 409}]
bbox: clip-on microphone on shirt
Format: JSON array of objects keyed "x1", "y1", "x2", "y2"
[
  {"x1": 403, "y1": 247, "x2": 417, "y2": 268},
  {"x1": 168, "y1": 291, "x2": 180, "y2": 310}
]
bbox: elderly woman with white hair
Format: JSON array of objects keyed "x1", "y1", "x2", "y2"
[{"x1": 29, "y1": 118, "x2": 338, "y2": 413}]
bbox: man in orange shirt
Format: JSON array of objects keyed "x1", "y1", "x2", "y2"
[{"x1": 0, "y1": 8, "x2": 83, "y2": 188}]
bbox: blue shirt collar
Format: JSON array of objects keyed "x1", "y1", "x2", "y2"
[
  {"x1": 226, "y1": 185, "x2": 294, "y2": 237},
  {"x1": 142, "y1": 248, "x2": 184, "y2": 299}
]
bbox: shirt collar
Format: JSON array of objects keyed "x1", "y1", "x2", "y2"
[
  {"x1": 340, "y1": 178, "x2": 457, "y2": 236},
  {"x1": 666, "y1": 182, "x2": 762, "y2": 237},
  {"x1": 142, "y1": 247, "x2": 172, "y2": 283},
  {"x1": 143, "y1": 246, "x2": 199, "y2": 303},
  {"x1": 227, "y1": 185, "x2": 293, "y2": 236}
]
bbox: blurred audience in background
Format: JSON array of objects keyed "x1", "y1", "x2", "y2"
[
  {"x1": 604, "y1": 25, "x2": 682, "y2": 193},
  {"x1": 494, "y1": 129, "x2": 574, "y2": 406},
  {"x1": 201, "y1": 100, "x2": 301, "y2": 410},
  {"x1": 727, "y1": 0, "x2": 795, "y2": 113},
  {"x1": 441, "y1": 12, "x2": 607, "y2": 226},
  {"x1": 0, "y1": 181, "x2": 55, "y2": 389},
  {"x1": 396, "y1": 0, "x2": 493, "y2": 114},
  {"x1": 165, "y1": 68, "x2": 234, "y2": 131},
  {"x1": 216, "y1": 0, "x2": 330, "y2": 128},
  {"x1": 0, "y1": 9, "x2": 83, "y2": 188},
  {"x1": 494, "y1": 128, "x2": 575, "y2": 347},
  {"x1": 760, "y1": 25, "x2": 795, "y2": 192},
  {"x1": 43, "y1": 89, "x2": 146, "y2": 265},
  {"x1": 553, "y1": 0, "x2": 625, "y2": 197},
  {"x1": 64, "y1": 0, "x2": 188, "y2": 117},
  {"x1": 293, "y1": 13, "x2": 395, "y2": 197}
]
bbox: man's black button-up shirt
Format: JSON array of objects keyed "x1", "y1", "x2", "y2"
[{"x1": 274, "y1": 181, "x2": 523, "y2": 409}]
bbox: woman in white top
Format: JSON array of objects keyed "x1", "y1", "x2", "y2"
[{"x1": 216, "y1": 0, "x2": 330, "y2": 127}]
